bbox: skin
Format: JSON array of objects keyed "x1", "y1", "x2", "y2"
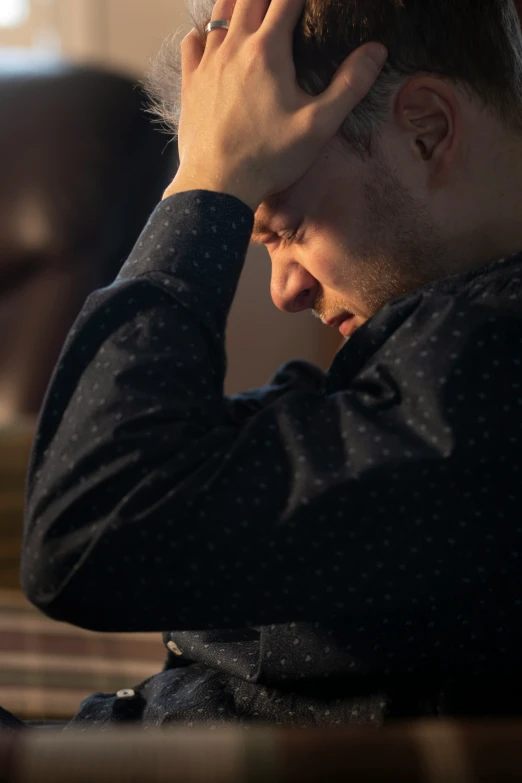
[
  {"x1": 249, "y1": 134, "x2": 445, "y2": 325},
  {"x1": 250, "y1": 77, "x2": 522, "y2": 331},
  {"x1": 165, "y1": 0, "x2": 522, "y2": 337}
]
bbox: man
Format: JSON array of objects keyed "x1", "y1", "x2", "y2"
[{"x1": 7, "y1": 0, "x2": 522, "y2": 729}]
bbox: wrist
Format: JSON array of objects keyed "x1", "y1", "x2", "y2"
[{"x1": 163, "y1": 169, "x2": 260, "y2": 213}]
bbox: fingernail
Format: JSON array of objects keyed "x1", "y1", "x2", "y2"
[{"x1": 366, "y1": 44, "x2": 388, "y2": 70}]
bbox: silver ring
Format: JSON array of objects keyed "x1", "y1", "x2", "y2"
[{"x1": 205, "y1": 19, "x2": 231, "y2": 35}]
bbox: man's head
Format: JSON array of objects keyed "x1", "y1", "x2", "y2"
[{"x1": 147, "y1": 0, "x2": 522, "y2": 334}]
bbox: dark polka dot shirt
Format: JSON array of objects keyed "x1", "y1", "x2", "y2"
[{"x1": 19, "y1": 190, "x2": 522, "y2": 729}]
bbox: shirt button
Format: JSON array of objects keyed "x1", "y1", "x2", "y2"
[
  {"x1": 167, "y1": 641, "x2": 183, "y2": 656},
  {"x1": 116, "y1": 689, "x2": 135, "y2": 698}
]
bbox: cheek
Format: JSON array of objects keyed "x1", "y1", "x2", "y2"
[
  {"x1": 305, "y1": 236, "x2": 350, "y2": 295},
  {"x1": 315, "y1": 177, "x2": 367, "y2": 255},
  {"x1": 305, "y1": 192, "x2": 360, "y2": 292}
]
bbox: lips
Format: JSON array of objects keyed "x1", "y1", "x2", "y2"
[
  {"x1": 338, "y1": 315, "x2": 358, "y2": 338},
  {"x1": 324, "y1": 312, "x2": 361, "y2": 338},
  {"x1": 325, "y1": 313, "x2": 353, "y2": 329}
]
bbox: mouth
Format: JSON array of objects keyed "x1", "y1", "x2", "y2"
[
  {"x1": 324, "y1": 312, "x2": 360, "y2": 338},
  {"x1": 339, "y1": 315, "x2": 357, "y2": 338}
]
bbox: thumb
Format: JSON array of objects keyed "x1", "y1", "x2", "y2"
[{"x1": 312, "y1": 43, "x2": 388, "y2": 135}]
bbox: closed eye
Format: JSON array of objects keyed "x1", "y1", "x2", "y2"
[
  {"x1": 251, "y1": 225, "x2": 302, "y2": 247},
  {"x1": 250, "y1": 229, "x2": 295, "y2": 247},
  {"x1": 279, "y1": 229, "x2": 298, "y2": 244}
]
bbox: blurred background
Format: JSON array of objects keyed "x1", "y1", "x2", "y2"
[
  {"x1": 0, "y1": 0, "x2": 342, "y2": 723},
  {"x1": 0, "y1": 0, "x2": 343, "y2": 424}
]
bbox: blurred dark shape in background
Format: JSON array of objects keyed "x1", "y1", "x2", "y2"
[
  {"x1": 0, "y1": 53, "x2": 175, "y2": 591},
  {"x1": 0, "y1": 53, "x2": 176, "y2": 426}
]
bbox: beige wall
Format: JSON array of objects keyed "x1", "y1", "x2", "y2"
[
  {"x1": 61, "y1": 0, "x2": 343, "y2": 393},
  {"x1": 57, "y1": 0, "x2": 192, "y2": 79},
  {"x1": 104, "y1": 0, "x2": 192, "y2": 77}
]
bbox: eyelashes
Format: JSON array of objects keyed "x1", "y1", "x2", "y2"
[
  {"x1": 279, "y1": 227, "x2": 301, "y2": 245},
  {"x1": 258, "y1": 224, "x2": 302, "y2": 248}
]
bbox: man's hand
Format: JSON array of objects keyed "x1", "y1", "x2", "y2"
[{"x1": 163, "y1": 0, "x2": 387, "y2": 211}]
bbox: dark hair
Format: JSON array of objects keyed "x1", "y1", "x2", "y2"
[{"x1": 145, "y1": 0, "x2": 522, "y2": 159}]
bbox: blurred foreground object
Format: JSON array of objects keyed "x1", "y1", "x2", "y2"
[
  {"x1": 2, "y1": 720, "x2": 522, "y2": 782},
  {"x1": 0, "y1": 51, "x2": 175, "y2": 425}
]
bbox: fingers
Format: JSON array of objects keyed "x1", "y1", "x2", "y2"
[
  {"x1": 342, "y1": 43, "x2": 388, "y2": 102},
  {"x1": 232, "y1": 0, "x2": 271, "y2": 35},
  {"x1": 261, "y1": 0, "x2": 306, "y2": 40},
  {"x1": 204, "y1": 0, "x2": 287, "y2": 49},
  {"x1": 180, "y1": 28, "x2": 204, "y2": 95},
  {"x1": 204, "y1": 0, "x2": 237, "y2": 50},
  {"x1": 305, "y1": 42, "x2": 387, "y2": 139}
]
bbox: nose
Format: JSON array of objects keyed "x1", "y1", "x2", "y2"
[{"x1": 270, "y1": 260, "x2": 319, "y2": 313}]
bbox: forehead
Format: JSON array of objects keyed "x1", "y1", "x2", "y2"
[{"x1": 251, "y1": 144, "x2": 367, "y2": 243}]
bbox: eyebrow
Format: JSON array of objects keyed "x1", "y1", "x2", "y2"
[
  {"x1": 250, "y1": 216, "x2": 272, "y2": 244},
  {"x1": 250, "y1": 193, "x2": 285, "y2": 244}
]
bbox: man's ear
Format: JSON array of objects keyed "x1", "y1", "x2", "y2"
[{"x1": 395, "y1": 77, "x2": 460, "y2": 178}]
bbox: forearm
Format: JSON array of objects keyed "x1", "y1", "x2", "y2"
[
  {"x1": 163, "y1": 167, "x2": 262, "y2": 213},
  {"x1": 21, "y1": 190, "x2": 255, "y2": 630}
]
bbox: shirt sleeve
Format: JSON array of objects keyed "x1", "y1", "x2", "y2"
[
  {"x1": 226, "y1": 359, "x2": 326, "y2": 427},
  {"x1": 21, "y1": 190, "x2": 522, "y2": 633}
]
